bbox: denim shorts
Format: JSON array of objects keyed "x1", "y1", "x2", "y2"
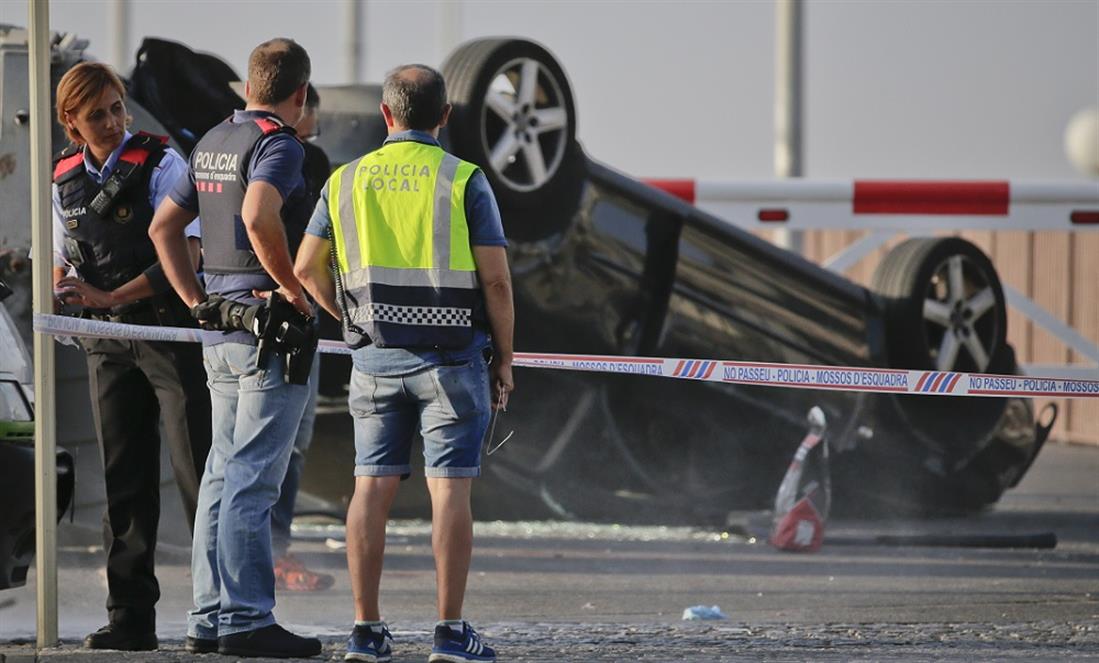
[{"x1": 349, "y1": 356, "x2": 491, "y2": 478}]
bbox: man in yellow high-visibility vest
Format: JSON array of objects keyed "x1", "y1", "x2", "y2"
[{"x1": 294, "y1": 63, "x2": 513, "y2": 663}]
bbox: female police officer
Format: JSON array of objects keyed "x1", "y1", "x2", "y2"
[{"x1": 51, "y1": 62, "x2": 211, "y2": 651}]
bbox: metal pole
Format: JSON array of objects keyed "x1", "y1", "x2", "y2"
[
  {"x1": 437, "y1": 0, "x2": 462, "y2": 64},
  {"x1": 345, "y1": 0, "x2": 363, "y2": 83},
  {"x1": 108, "y1": 0, "x2": 130, "y2": 73},
  {"x1": 28, "y1": 0, "x2": 59, "y2": 648},
  {"x1": 774, "y1": 0, "x2": 804, "y2": 253}
]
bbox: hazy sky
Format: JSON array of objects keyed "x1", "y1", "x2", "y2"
[{"x1": 3, "y1": 0, "x2": 1097, "y2": 180}]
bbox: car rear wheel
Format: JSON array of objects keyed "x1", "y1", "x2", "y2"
[
  {"x1": 872, "y1": 237, "x2": 1007, "y2": 373},
  {"x1": 442, "y1": 38, "x2": 582, "y2": 211},
  {"x1": 870, "y1": 237, "x2": 1037, "y2": 512}
]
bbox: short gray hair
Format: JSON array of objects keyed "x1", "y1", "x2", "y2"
[{"x1": 382, "y1": 64, "x2": 447, "y2": 131}]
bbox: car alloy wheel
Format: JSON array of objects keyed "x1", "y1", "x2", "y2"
[
  {"x1": 480, "y1": 56, "x2": 570, "y2": 193},
  {"x1": 872, "y1": 236, "x2": 1007, "y2": 375},
  {"x1": 442, "y1": 38, "x2": 581, "y2": 215},
  {"x1": 921, "y1": 254, "x2": 1001, "y2": 371}
]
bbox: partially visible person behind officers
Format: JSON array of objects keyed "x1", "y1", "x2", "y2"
[
  {"x1": 271, "y1": 82, "x2": 334, "y2": 592},
  {"x1": 50, "y1": 61, "x2": 212, "y2": 652},
  {"x1": 294, "y1": 63, "x2": 514, "y2": 663},
  {"x1": 148, "y1": 38, "x2": 321, "y2": 659}
]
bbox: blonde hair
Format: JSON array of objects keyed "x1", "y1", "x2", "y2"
[{"x1": 55, "y1": 62, "x2": 127, "y2": 145}]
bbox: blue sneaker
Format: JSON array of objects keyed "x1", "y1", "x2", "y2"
[
  {"x1": 345, "y1": 623, "x2": 393, "y2": 662},
  {"x1": 429, "y1": 621, "x2": 495, "y2": 662}
]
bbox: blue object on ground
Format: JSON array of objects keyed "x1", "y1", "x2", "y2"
[{"x1": 682, "y1": 605, "x2": 727, "y2": 620}]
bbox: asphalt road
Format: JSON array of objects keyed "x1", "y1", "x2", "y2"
[{"x1": 1, "y1": 441, "x2": 1097, "y2": 661}]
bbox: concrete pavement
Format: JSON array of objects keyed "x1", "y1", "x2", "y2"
[{"x1": 1, "y1": 441, "x2": 1097, "y2": 661}]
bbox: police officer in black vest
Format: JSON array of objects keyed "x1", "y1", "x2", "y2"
[
  {"x1": 150, "y1": 38, "x2": 321, "y2": 658},
  {"x1": 51, "y1": 62, "x2": 212, "y2": 652}
]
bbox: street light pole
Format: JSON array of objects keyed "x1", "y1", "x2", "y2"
[
  {"x1": 437, "y1": 0, "x2": 462, "y2": 65},
  {"x1": 346, "y1": 0, "x2": 364, "y2": 83},
  {"x1": 27, "y1": 0, "x2": 59, "y2": 647},
  {"x1": 108, "y1": 0, "x2": 129, "y2": 73},
  {"x1": 774, "y1": 0, "x2": 804, "y2": 253}
]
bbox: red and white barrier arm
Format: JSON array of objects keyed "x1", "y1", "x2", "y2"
[
  {"x1": 32, "y1": 314, "x2": 1099, "y2": 399},
  {"x1": 643, "y1": 179, "x2": 1099, "y2": 232}
]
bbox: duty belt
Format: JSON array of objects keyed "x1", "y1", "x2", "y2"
[{"x1": 85, "y1": 299, "x2": 171, "y2": 326}]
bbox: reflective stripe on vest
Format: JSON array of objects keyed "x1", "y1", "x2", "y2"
[{"x1": 329, "y1": 141, "x2": 481, "y2": 348}]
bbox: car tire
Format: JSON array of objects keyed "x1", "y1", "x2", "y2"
[
  {"x1": 869, "y1": 237, "x2": 1038, "y2": 513},
  {"x1": 442, "y1": 38, "x2": 584, "y2": 212},
  {"x1": 872, "y1": 236, "x2": 1008, "y2": 374}
]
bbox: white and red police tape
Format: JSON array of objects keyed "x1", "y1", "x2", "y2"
[{"x1": 33, "y1": 313, "x2": 1099, "y2": 400}]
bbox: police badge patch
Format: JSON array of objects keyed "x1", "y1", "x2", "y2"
[
  {"x1": 114, "y1": 204, "x2": 133, "y2": 223},
  {"x1": 65, "y1": 218, "x2": 79, "y2": 230}
]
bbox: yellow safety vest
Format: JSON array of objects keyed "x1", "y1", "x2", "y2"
[{"x1": 328, "y1": 140, "x2": 484, "y2": 349}]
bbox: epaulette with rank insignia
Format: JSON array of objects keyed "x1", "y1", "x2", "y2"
[
  {"x1": 118, "y1": 132, "x2": 169, "y2": 168},
  {"x1": 254, "y1": 117, "x2": 299, "y2": 142},
  {"x1": 52, "y1": 144, "x2": 85, "y2": 183}
]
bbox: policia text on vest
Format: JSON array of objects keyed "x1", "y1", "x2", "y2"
[
  {"x1": 191, "y1": 150, "x2": 239, "y2": 182},
  {"x1": 360, "y1": 162, "x2": 432, "y2": 192}
]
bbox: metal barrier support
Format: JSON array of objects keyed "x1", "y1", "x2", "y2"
[{"x1": 28, "y1": 0, "x2": 58, "y2": 648}]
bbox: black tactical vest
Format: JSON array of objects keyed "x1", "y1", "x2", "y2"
[
  {"x1": 52, "y1": 132, "x2": 167, "y2": 292},
  {"x1": 193, "y1": 113, "x2": 308, "y2": 275}
]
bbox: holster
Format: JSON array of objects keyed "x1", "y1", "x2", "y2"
[
  {"x1": 284, "y1": 323, "x2": 318, "y2": 385},
  {"x1": 252, "y1": 293, "x2": 317, "y2": 385}
]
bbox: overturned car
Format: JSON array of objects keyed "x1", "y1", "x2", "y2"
[
  {"x1": 438, "y1": 39, "x2": 1051, "y2": 521},
  {"x1": 0, "y1": 29, "x2": 1052, "y2": 529},
  {"x1": 139, "y1": 36, "x2": 1052, "y2": 522}
]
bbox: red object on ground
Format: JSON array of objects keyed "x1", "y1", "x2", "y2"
[
  {"x1": 274, "y1": 554, "x2": 335, "y2": 592},
  {"x1": 770, "y1": 496, "x2": 824, "y2": 552}
]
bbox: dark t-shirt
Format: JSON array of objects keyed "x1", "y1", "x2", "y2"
[{"x1": 301, "y1": 140, "x2": 332, "y2": 207}]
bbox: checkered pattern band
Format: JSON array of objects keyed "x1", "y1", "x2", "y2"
[{"x1": 357, "y1": 303, "x2": 473, "y2": 327}]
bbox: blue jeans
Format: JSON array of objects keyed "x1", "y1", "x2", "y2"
[
  {"x1": 350, "y1": 356, "x2": 491, "y2": 479},
  {"x1": 271, "y1": 355, "x2": 319, "y2": 557},
  {"x1": 188, "y1": 342, "x2": 310, "y2": 638}
]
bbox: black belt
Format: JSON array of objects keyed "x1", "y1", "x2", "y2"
[
  {"x1": 87, "y1": 309, "x2": 157, "y2": 326},
  {"x1": 86, "y1": 299, "x2": 175, "y2": 326}
]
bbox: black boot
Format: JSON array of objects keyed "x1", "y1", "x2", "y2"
[
  {"x1": 83, "y1": 623, "x2": 158, "y2": 651},
  {"x1": 218, "y1": 623, "x2": 322, "y2": 658}
]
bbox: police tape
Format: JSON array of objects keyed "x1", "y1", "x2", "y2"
[
  {"x1": 33, "y1": 313, "x2": 354, "y2": 355},
  {"x1": 32, "y1": 313, "x2": 1099, "y2": 399}
]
